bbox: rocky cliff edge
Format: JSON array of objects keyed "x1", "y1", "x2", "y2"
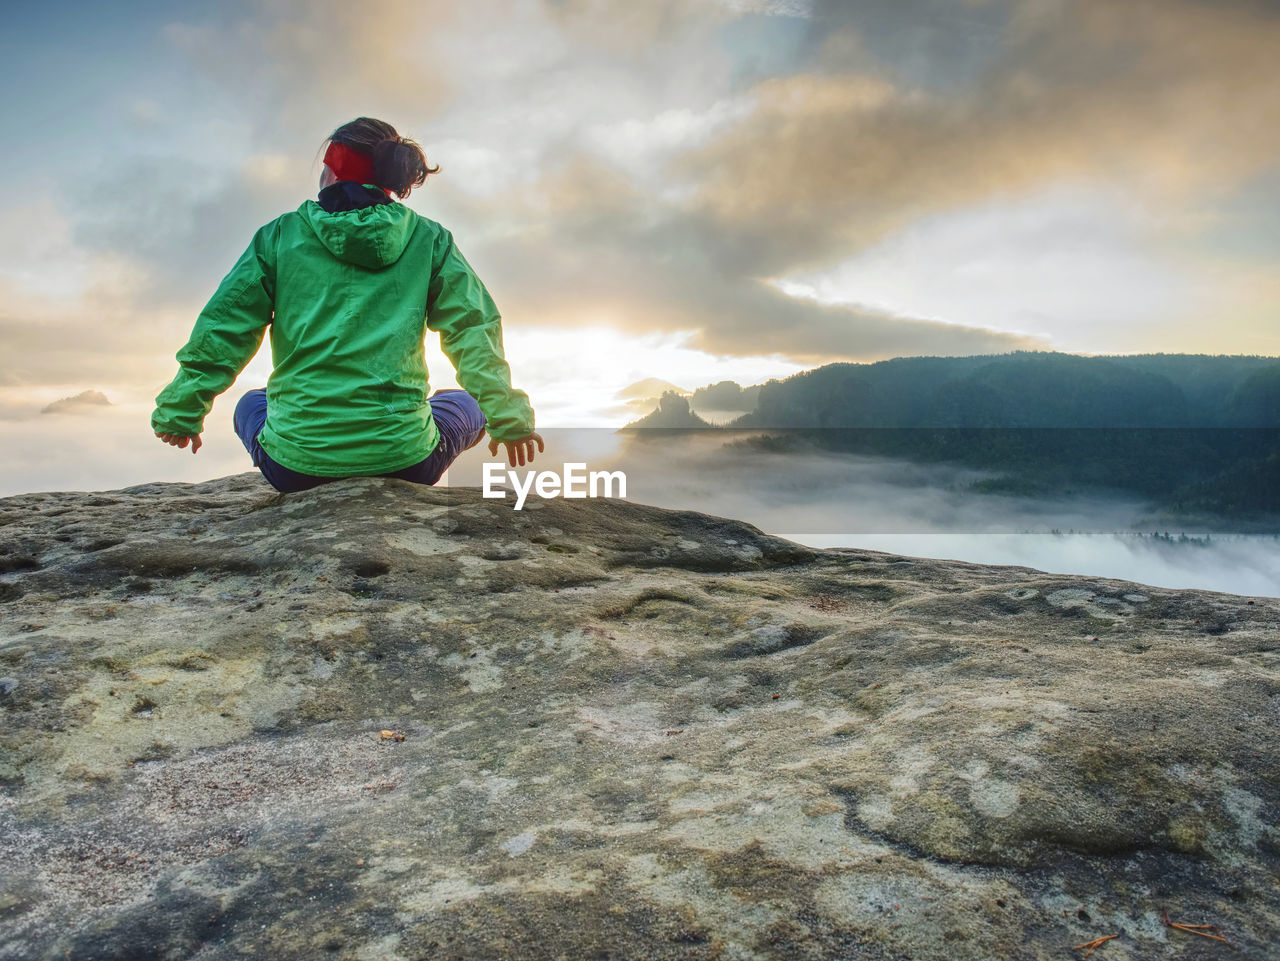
[{"x1": 1, "y1": 474, "x2": 1278, "y2": 960}]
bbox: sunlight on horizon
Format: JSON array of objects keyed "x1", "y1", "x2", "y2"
[{"x1": 430, "y1": 323, "x2": 804, "y2": 427}]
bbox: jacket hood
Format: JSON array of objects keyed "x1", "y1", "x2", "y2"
[{"x1": 298, "y1": 199, "x2": 418, "y2": 269}]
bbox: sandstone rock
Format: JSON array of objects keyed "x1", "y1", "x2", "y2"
[{"x1": 0, "y1": 474, "x2": 1277, "y2": 959}]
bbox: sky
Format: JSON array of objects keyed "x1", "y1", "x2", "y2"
[{"x1": 1, "y1": 0, "x2": 1279, "y2": 494}]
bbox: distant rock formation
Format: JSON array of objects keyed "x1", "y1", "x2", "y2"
[
  {"x1": 616, "y1": 378, "x2": 692, "y2": 420},
  {"x1": 690, "y1": 379, "x2": 761, "y2": 414},
  {"x1": 1, "y1": 474, "x2": 1278, "y2": 959},
  {"x1": 40, "y1": 390, "x2": 111, "y2": 415},
  {"x1": 617, "y1": 378, "x2": 690, "y2": 401},
  {"x1": 623, "y1": 391, "x2": 714, "y2": 429}
]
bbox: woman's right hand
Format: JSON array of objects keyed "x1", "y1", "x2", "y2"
[
  {"x1": 488, "y1": 432, "x2": 544, "y2": 467},
  {"x1": 156, "y1": 431, "x2": 203, "y2": 454}
]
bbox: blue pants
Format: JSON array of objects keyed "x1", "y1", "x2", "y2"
[{"x1": 233, "y1": 388, "x2": 487, "y2": 493}]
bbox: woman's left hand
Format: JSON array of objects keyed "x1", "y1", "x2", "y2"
[
  {"x1": 156, "y1": 432, "x2": 203, "y2": 454},
  {"x1": 488, "y1": 431, "x2": 544, "y2": 467}
]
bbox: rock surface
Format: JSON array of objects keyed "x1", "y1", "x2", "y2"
[{"x1": 0, "y1": 474, "x2": 1277, "y2": 960}]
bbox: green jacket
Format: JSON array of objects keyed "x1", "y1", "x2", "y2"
[{"x1": 152, "y1": 197, "x2": 535, "y2": 476}]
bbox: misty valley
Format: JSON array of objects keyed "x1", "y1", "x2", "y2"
[{"x1": 550, "y1": 352, "x2": 1280, "y2": 596}]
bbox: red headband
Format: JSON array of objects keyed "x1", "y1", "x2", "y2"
[{"x1": 323, "y1": 141, "x2": 388, "y2": 192}]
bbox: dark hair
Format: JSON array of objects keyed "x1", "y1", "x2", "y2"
[{"x1": 320, "y1": 116, "x2": 439, "y2": 199}]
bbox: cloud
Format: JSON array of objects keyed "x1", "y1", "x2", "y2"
[
  {"x1": 717, "y1": 0, "x2": 814, "y2": 16},
  {"x1": 6, "y1": 0, "x2": 1278, "y2": 407},
  {"x1": 0, "y1": 258, "x2": 206, "y2": 391},
  {"x1": 68, "y1": 154, "x2": 305, "y2": 308},
  {"x1": 130, "y1": 99, "x2": 164, "y2": 125},
  {"x1": 0, "y1": 398, "x2": 256, "y2": 497},
  {"x1": 773, "y1": 180, "x2": 1229, "y2": 348},
  {"x1": 434, "y1": 148, "x2": 1046, "y2": 360},
  {"x1": 396, "y1": 0, "x2": 1278, "y2": 360},
  {"x1": 159, "y1": 0, "x2": 458, "y2": 145},
  {"x1": 40, "y1": 390, "x2": 112, "y2": 415},
  {"x1": 678, "y1": 0, "x2": 1280, "y2": 279}
]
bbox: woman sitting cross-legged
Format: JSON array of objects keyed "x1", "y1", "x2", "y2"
[{"x1": 152, "y1": 115, "x2": 543, "y2": 492}]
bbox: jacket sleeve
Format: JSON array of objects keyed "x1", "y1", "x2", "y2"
[
  {"x1": 426, "y1": 232, "x2": 535, "y2": 442},
  {"x1": 151, "y1": 224, "x2": 277, "y2": 437}
]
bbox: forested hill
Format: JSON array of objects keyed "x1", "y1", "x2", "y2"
[
  {"x1": 713, "y1": 352, "x2": 1280, "y2": 519},
  {"x1": 731, "y1": 352, "x2": 1280, "y2": 429}
]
